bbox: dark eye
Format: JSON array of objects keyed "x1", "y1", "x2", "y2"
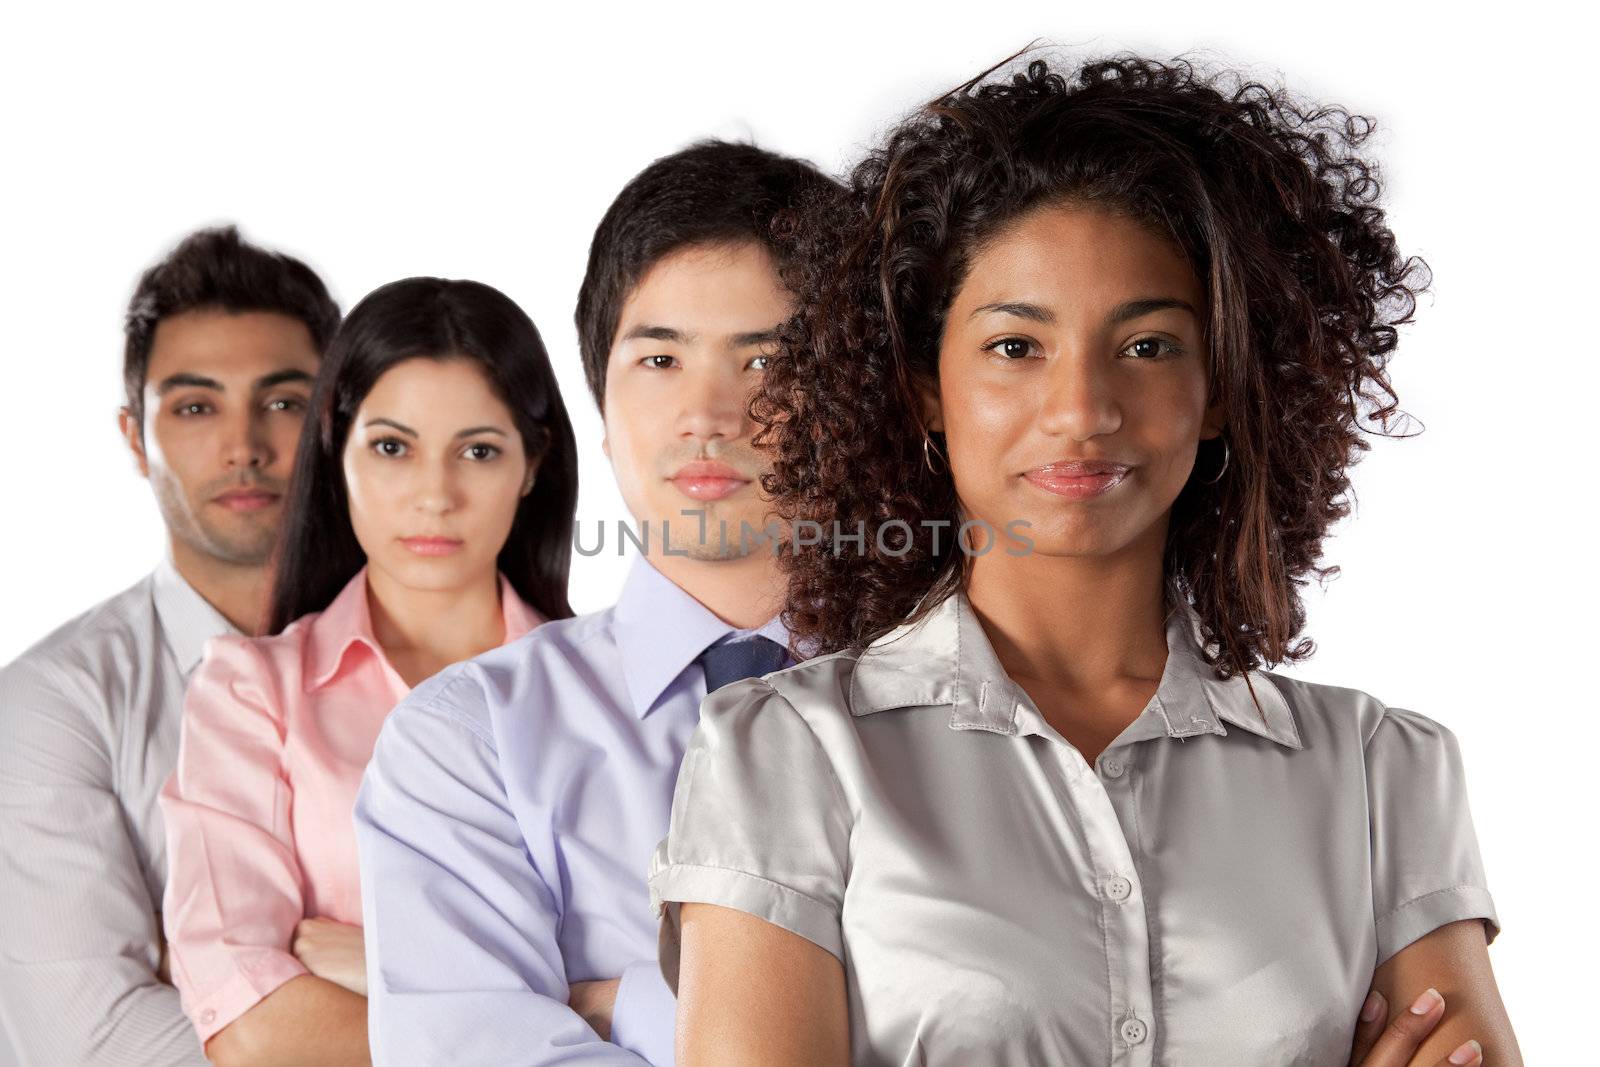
[
  {"x1": 1124, "y1": 337, "x2": 1179, "y2": 360},
  {"x1": 642, "y1": 355, "x2": 677, "y2": 369},
  {"x1": 174, "y1": 401, "x2": 213, "y2": 417},
  {"x1": 464, "y1": 443, "x2": 500, "y2": 461},
  {"x1": 984, "y1": 337, "x2": 1035, "y2": 360},
  {"x1": 266, "y1": 396, "x2": 306, "y2": 413},
  {"x1": 373, "y1": 438, "x2": 407, "y2": 458}
]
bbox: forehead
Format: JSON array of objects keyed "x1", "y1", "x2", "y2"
[
  {"x1": 146, "y1": 308, "x2": 319, "y2": 384},
  {"x1": 357, "y1": 357, "x2": 510, "y2": 424},
  {"x1": 614, "y1": 240, "x2": 791, "y2": 344},
  {"x1": 956, "y1": 203, "x2": 1201, "y2": 312}
]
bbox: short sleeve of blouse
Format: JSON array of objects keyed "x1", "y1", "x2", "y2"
[
  {"x1": 649, "y1": 677, "x2": 853, "y2": 986},
  {"x1": 1365, "y1": 706, "x2": 1500, "y2": 964}
]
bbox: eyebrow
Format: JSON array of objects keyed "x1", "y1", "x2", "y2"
[
  {"x1": 1107, "y1": 297, "x2": 1198, "y2": 325},
  {"x1": 365, "y1": 417, "x2": 417, "y2": 437},
  {"x1": 730, "y1": 328, "x2": 782, "y2": 348},
  {"x1": 967, "y1": 297, "x2": 1199, "y2": 326},
  {"x1": 154, "y1": 368, "x2": 314, "y2": 394},
  {"x1": 155, "y1": 372, "x2": 223, "y2": 394},
  {"x1": 968, "y1": 301, "x2": 1056, "y2": 325},
  {"x1": 620, "y1": 324, "x2": 783, "y2": 347},
  {"x1": 254, "y1": 369, "x2": 314, "y2": 390},
  {"x1": 364, "y1": 417, "x2": 510, "y2": 440},
  {"x1": 621, "y1": 325, "x2": 690, "y2": 344}
]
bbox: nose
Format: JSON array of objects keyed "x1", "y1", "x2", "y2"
[
  {"x1": 411, "y1": 457, "x2": 458, "y2": 516},
  {"x1": 1036, "y1": 349, "x2": 1123, "y2": 442},
  {"x1": 674, "y1": 360, "x2": 749, "y2": 444},
  {"x1": 223, "y1": 409, "x2": 273, "y2": 470}
]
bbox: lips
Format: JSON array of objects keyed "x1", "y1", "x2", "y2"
[
  {"x1": 212, "y1": 489, "x2": 280, "y2": 513},
  {"x1": 400, "y1": 536, "x2": 464, "y2": 557},
  {"x1": 668, "y1": 460, "x2": 752, "y2": 502},
  {"x1": 1022, "y1": 460, "x2": 1132, "y2": 501}
]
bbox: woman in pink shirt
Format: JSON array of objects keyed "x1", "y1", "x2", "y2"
[{"x1": 159, "y1": 277, "x2": 579, "y2": 1065}]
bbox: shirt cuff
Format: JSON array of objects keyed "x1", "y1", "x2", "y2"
[
  {"x1": 649, "y1": 861, "x2": 843, "y2": 963},
  {"x1": 1375, "y1": 883, "x2": 1500, "y2": 966},
  {"x1": 177, "y1": 948, "x2": 307, "y2": 1044},
  {"x1": 610, "y1": 958, "x2": 677, "y2": 1066}
]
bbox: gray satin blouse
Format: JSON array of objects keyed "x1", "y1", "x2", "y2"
[{"x1": 648, "y1": 589, "x2": 1500, "y2": 1066}]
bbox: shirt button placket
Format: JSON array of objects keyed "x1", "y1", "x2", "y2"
[{"x1": 1061, "y1": 749, "x2": 1153, "y2": 1065}]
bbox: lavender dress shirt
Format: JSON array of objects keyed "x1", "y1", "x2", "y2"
[{"x1": 353, "y1": 554, "x2": 789, "y2": 1066}]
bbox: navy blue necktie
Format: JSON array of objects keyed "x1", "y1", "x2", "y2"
[{"x1": 698, "y1": 635, "x2": 789, "y2": 693}]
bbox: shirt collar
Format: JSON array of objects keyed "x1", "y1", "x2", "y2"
[
  {"x1": 151, "y1": 558, "x2": 240, "y2": 673},
  {"x1": 849, "y1": 587, "x2": 1302, "y2": 750},
  {"x1": 611, "y1": 553, "x2": 790, "y2": 720},
  {"x1": 306, "y1": 566, "x2": 543, "y2": 691}
]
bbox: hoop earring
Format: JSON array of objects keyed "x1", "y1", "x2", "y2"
[
  {"x1": 1201, "y1": 436, "x2": 1230, "y2": 485},
  {"x1": 922, "y1": 432, "x2": 946, "y2": 475}
]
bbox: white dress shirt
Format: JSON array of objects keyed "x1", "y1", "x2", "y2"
[{"x1": 0, "y1": 561, "x2": 234, "y2": 1066}]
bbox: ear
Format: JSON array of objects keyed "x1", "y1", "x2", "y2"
[
  {"x1": 118, "y1": 406, "x2": 150, "y2": 478},
  {"x1": 1200, "y1": 400, "x2": 1225, "y2": 441},
  {"x1": 521, "y1": 427, "x2": 551, "y2": 497},
  {"x1": 915, "y1": 372, "x2": 944, "y2": 434}
]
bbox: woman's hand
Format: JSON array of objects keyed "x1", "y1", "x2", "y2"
[
  {"x1": 291, "y1": 917, "x2": 368, "y2": 996},
  {"x1": 569, "y1": 978, "x2": 621, "y2": 1040},
  {"x1": 1349, "y1": 987, "x2": 1483, "y2": 1067}
]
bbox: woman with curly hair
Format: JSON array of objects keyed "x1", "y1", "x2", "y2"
[{"x1": 648, "y1": 53, "x2": 1520, "y2": 1066}]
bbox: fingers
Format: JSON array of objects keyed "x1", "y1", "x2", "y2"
[
  {"x1": 290, "y1": 917, "x2": 324, "y2": 960},
  {"x1": 1433, "y1": 1040, "x2": 1483, "y2": 1067},
  {"x1": 1357, "y1": 987, "x2": 1444, "y2": 1067},
  {"x1": 1348, "y1": 990, "x2": 1388, "y2": 1066}
]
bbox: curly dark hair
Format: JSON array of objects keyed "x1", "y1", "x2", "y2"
[{"x1": 754, "y1": 53, "x2": 1427, "y2": 678}]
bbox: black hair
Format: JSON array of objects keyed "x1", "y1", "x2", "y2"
[
  {"x1": 573, "y1": 139, "x2": 840, "y2": 409},
  {"x1": 267, "y1": 277, "x2": 578, "y2": 632},
  {"x1": 123, "y1": 225, "x2": 340, "y2": 428}
]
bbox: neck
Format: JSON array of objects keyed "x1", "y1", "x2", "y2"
[
  {"x1": 364, "y1": 566, "x2": 509, "y2": 671},
  {"x1": 964, "y1": 520, "x2": 1171, "y2": 692},
  {"x1": 169, "y1": 538, "x2": 273, "y2": 636},
  {"x1": 645, "y1": 549, "x2": 786, "y2": 630}
]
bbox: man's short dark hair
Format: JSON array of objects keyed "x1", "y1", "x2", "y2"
[
  {"x1": 574, "y1": 139, "x2": 840, "y2": 409},
  {"x1": 123, "y1": 225, "x2": 340, "y2": 426}
]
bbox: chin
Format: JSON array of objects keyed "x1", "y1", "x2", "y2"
[
  {"x1": 387, "y1": 557, "x2": 477, "y2": 591},
  {"x1": 1001, "y1": 518, "x2": 1137, "y2": 560}
]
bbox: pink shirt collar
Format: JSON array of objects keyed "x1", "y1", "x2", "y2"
[{"x1": 304, "y1": 566, "x2": 543, "y2": 691}]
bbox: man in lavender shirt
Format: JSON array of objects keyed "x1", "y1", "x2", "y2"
[{"x1": 353, "y1": 141, "x2": 840, "y2": 1065}]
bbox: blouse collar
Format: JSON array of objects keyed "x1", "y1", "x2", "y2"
[
  {"x1": 304, "y1": 566, "x2": 543, "y2": 691},
  {"x1": 847, "y1": 588, "x2": 1302, "y2": 750}
]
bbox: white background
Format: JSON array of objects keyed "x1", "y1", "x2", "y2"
[{"x1": 1, "y1": 1, "x2": 1588, "y2": 1061}]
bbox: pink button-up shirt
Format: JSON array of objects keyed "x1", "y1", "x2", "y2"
[{"x1": 159, "y1": 567, "x2": 542, "y2": 1044}]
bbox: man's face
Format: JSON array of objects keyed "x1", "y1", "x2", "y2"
[
  {"x1": 122, "y1": 309, "x2": 320, "y2": 567},
  {"x1": 601, "y1": 240, "x2": 793, "y2": 560}
]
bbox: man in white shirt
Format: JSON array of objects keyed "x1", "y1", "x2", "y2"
[{"x1": 0, "y1": 225, "x2": 339, "y2": 1066}]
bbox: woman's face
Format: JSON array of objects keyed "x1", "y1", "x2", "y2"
[
  {"x1": 342, "y1": 356, "x2": 535, "y2": 594},
  {"x1": 931, "y1": 202, "x2": 1222, "y2": 562}
]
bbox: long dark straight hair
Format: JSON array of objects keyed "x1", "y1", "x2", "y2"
[{"x1": 267, "y1": 277, "x2": 578, "y2": 633}]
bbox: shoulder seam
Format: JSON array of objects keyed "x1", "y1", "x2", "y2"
[{"x1": 746, "y1": 680, "x2": 856, "y2": 866}]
